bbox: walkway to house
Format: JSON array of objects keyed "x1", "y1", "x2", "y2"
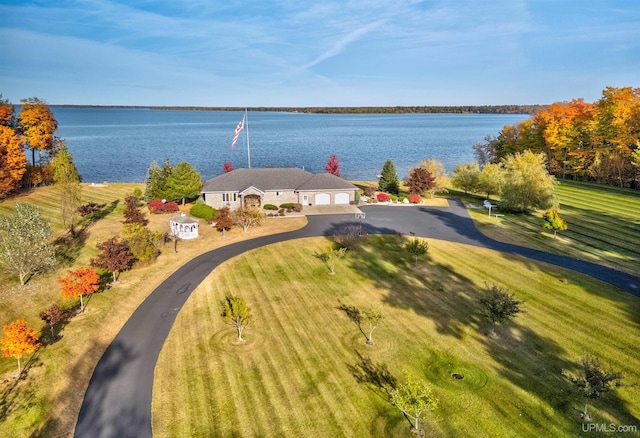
[{"x1": 74, "y1": 199, "x2": 639, "y2": 437}]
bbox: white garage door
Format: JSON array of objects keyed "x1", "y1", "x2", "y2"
[
  {"x1": 315, "y1": 193, "x2": 330, "y2": 205},
  {"x1": 335, "y1": 192, "x2": 350, "y2": 204}
]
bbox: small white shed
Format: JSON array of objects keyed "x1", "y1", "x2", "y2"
[{"x1": 170, "y1": 213, "x2": 199, "y2": 240}]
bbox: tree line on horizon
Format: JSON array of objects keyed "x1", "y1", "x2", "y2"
[{"x1": 49, "y1": 104, "x2": 546, "y2": 115}]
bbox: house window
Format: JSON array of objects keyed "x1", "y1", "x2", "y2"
[
  {"x1": 222, "y1": 193, "x2": 237, "y2": 202},
  {"x1": 276, "y1": 191, "x2": 282, "y2": 196}
]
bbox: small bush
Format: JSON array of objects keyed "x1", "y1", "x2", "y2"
[
  {"x1": 390, "y1": 194, "x2": 398, "y2": 202},
  {"x1": 190, "y1": 204, "x2": 217, "y2": 221},
  {"x1": 377, "y1": 193, "x2": 390, "y2": 202},
  {"x1": 264, "y1": 204, "x2": 278, "y2": 211},
  {"x1": 407, "y1": 193, "x2": 421, "y2": 204},
  {"x1": 335, "y1": 224, "x2": 368, "y2": 251},
  {"x1": 148, "y1": 199, "x2": 164, "y2": 214},
  {"x1": 164, "y1": 202, "x2": 179, "y2": 213},
  {"x1": 293, "y1": 203, "x2": 303, "y2": 212},
  {"x1": 279, "y1": 203, "x2": 296, "y2": 209},
  {"x1": 398, "y1": 196, "x2": 406, "y2": 203},
  {"x1": 148, "y1": 199, "x2": 179, "y2": 214},
  {"x1": 364, "y1": 185, "x2": 376, "y2": 197},
  {"x1": 133, "y1": 188, "x2": 143, "y2": 199}
]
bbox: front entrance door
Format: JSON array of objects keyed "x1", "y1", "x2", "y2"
[{"x1": 303, "y1": 194, "x2": 309, "y2": 205}]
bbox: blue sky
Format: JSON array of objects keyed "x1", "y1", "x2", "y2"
[{"x1": 1, "y1": 0, "x2": 638, "y2": 106}]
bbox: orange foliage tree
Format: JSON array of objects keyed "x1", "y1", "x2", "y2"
[
  {"x1": 18, "y1": 97, "x2": 58, "y2": 166},
  {"x1": 0, "y1": 319, "x2": 40, "y2": 374},
  {"x1": 0, "y1": 125, "x2": 27, "y2": 197},
  {"x1": 0, "y1": 93, "x2": 13, "y2": 126},
  {"x1": 58, "y1": 267, "x2": 100, "y2": 312}
]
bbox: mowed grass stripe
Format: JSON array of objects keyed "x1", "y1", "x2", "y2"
[{"x1": 153, "y1": 237, "x2": 639, "y2": 436}]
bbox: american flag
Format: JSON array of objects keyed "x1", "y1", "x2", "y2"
[{"x1": 231, "y1": 116, "x2": 245, "y2": 149}]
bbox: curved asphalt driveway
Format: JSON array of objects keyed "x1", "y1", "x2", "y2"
[{"x1": 75, "y1": 199, "x2": 639, "y2": 437}]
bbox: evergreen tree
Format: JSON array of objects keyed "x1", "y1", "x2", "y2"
[
  {"x1": 378, "y1": 159, "x2": 399, "y2": 195},
  {"x1": 165, "y1": 161, "x2": 201, "y2": 205},
  {"x1": 144, "y1": 159, "x2": 172, "y2": 202}
]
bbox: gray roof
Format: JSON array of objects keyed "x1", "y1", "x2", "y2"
[{"x1": 201, "y1": 168, "x2": 356, "y2": 193}]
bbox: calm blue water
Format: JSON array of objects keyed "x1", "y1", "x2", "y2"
[{"x1": 52, "y1": 108, "x2": 529, "y2": 183}]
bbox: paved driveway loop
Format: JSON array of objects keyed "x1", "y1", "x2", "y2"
[{"x1": 75, "y1": 200, "x2": 639, "y2": 437}]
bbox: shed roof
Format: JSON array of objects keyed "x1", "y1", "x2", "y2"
[{"x1": 169, "y1": 213, "x2": 198, "y2": 224}]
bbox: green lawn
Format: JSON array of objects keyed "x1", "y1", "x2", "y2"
[
  {"x1": 153, "y1": 236, "x2": 640, "y2": 437},
  {"x1": 462, "y1": 180, "x2": 640, "y2": 276}
]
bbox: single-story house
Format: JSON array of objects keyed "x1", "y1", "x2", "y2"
[{"x1": 201, "y1": 168, "x2": 358, "y2": 210}]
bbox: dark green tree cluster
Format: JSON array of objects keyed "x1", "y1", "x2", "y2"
[{"x1": 144, "y1": 159, "x2": 202, "y2": 205}]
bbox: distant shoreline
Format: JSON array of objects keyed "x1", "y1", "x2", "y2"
[{"x1": 49, "y1": 104, "x2": 545, "y2": 115}]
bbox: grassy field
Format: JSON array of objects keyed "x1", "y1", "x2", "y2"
[
  {"x1": 0, "y1": 184, "x2": 306, "y2": 437},
  {"x1": 459, "y1": 179, "x2": 640, "y2": 276},
  {"x1": 152, "y1": 236, "x2": 640, "y2": 437}
]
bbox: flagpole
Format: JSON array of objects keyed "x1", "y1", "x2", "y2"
[{"x1": 245, "y1": 108, "x2": 251, "y2": 168}]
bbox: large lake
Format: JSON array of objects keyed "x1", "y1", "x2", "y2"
[{"x1": 53, "y1": 108, "x2": 529, "y2": 183}]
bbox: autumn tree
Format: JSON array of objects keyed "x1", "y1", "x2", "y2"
[
  {"x1": 378, "y1": 159, "x2": 399, "y2": 195},
  {"x1": 478, "y1": 284, "x2": 524, "y2": 335},
  {"x1": 39, "y1": 304, "x2": 66, "y2": 340},
  {"x1": 564, "y1": 355, "x2": 623, "y2": 421},
  {"x1": 314, "y1": 247, "x2": 347, "y2": 274},
  {"x1": 406, "y1": 166, "x2": 435, "y2": 195},
  {"x1": 0, "y1": 93, "x2": 13, "y2": 126},
  {"x1": 500, "y1": 150, "x2": 557, "y2": 212},
  {"x1": 18, "y1": 97, "x2": 58, "y2": 165},
  {"x1": 221, "y1": 295, "x2": 252, "y2": 342},
  {"x1": 123, "y1": 194, "x2": 146, "y2": 225},
  {"x1": 0, "y1": 125, "x2": 27, "y2": 197},
  {"x1": 325, "y1": 154, "x2": 341, "y2": 176},
  {"x1": 52, "y1": 143, "x2": 82, "y2": 235},
  {"x1": 404, "y1": 238, "x2": 429, "y2": 266},
  {"x1": 542, "y1": 208, "x2": 568, "y2": 239},
  {"x1": 122, "y1": 223, "x2": 162, "y2": 262},
  {"x1": 59, "y1": 267, "x2": 100, "y2": 312},
  {"x1": 389, "y1": 372, "x2": 438, "y2": 435},
  {"x1": 0, "y1": 202, "x2": 56, "y2": 285},
  {"x1": 232, "y1": 207, "x2": 265, "y2": 233},
  {"x1": 222, "y1": 161, "x2": 235, "y2": 173},
  {"x1": 165, "y1": 161, "x2": 201, "y2": 205},
  {"x1": 215, "y1": 206, "x2": 233, "y2": 238},
  {"x1": 451, "y1": 163, "x2": 480, "y2": 194},
  {"x1": 0, "y1": 319, "x2": 40, "y2": 375},
  {"x1": 90, "y1": 236, "x2": 135, "y2": 282},
  {"x1": 476, "y1": 162, "x2": 504, "y2": 199},
  {"x1": 420, "y1": 158, "x2": 449, "y2": 196}
]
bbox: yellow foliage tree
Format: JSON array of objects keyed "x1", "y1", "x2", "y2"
[
  {"x1": 0, "y1": 125, "x2": 27, "y2": 197},
  {"x1": 18, "y1": 97, "x2": 58, "y2": 165},
  {"x1": 0, "y1": 319, "x2": 40, "y2": 375}
]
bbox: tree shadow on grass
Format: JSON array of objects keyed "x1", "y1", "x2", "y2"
[
  {"x1": 347, "y1": 350, "x2": 396, "y2": 402},
  {"x1": 0, "y1": 351, "x2": 43, "y2": 423},
  {"x1": 344, "y1": 235, "x2": 481, "y2": 339},
  {"x1": 479, "y1": 321, "x2": 637, "y2": 432},
  {"x1": 54, "y1": 201, "x2": 120, "y2": 266}
]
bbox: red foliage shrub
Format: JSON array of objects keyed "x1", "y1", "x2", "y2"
[
  {"x1": 377, "y1": 193, "x2": 390, "y2": 202},
  {"x1": 164, "y1": 202, "x2": 179, "y2": 213},
  {"x1": 148, "y1": 199, "x2": 179, "y2": 214},
  {"x1": 147, "y1": 199, "x2": 164, "y2": 214},
  {"x1": 407, "y1": 193, "x2": 422, "y2": 204}
]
